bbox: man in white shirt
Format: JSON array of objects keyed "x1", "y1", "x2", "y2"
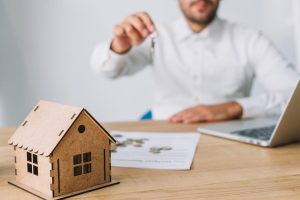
[{"x1": 91, "y1": 0, "x2": 298, "y2": 124}]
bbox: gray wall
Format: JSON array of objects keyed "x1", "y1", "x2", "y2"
[{"x1": 0, "y1": 0, "x2": 298, "y2": 126}]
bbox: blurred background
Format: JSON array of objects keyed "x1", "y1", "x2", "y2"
[{"x1": 1, "y1": 0, "x2": 300, "y2": 126}]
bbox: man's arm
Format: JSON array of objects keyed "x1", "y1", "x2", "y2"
[
  {"x1": 169, "y1": 30, "x2": 299, "y2": 124},
  {"x1": 235, "y1": 30, "x2": 299, "y2": 118},
  {"x1": 91, "y1": 12, "x2": 155, "y2": 78},
  {"x1": 169, "y1": 102, "x2": 243, "y2": 124}
]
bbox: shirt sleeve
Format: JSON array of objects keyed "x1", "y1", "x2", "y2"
[
  {"x1": 235, "y1": 31, "x2": 299, "y2": 118},
  {"x1": 90, "y1": 38, "x2": 152, "y2": 78}
]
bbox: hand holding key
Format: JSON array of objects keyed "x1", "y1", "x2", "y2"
[{"x1": 111, "y1": 12, "x2": 156, "y2": 54}]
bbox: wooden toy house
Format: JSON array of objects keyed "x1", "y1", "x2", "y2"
[{"x1": 8, "y1": 100, "x2": 119, "y2": 199}]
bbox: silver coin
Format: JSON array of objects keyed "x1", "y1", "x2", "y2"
[
  {"x1": 160, "y1": 146, "x2": 172, "y2": 151},
  {"x1": 149, "y1": 147, "x2": 161, "y2": 153},
  {"x1": 112, "y1": 134, "x2": 123, "y2": 138},
  {"x1": 133, "y1": 139, "x2": 144, "y2": 144},
  {"x1": 111, "y1": 144, "x2": 117, "y2": 151},
  {"x1": 116, "y1": 142, "x2": 127, "y2": 147},
  {"x1": 124, "y1": 140, "x2": 132, "y2": 145},
  {"x1": 150, "y1": 149, "x2": 160, "y2": 154},
  {"x1": 133, "y1": 143, "x2": 142, "y2": 147}
]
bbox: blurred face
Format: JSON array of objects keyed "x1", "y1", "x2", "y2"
[{"x1": 179, "y1": 0, "x2": 220, "y2": 25}]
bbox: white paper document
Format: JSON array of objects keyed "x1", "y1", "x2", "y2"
[{"x1": 110, "y1": 131, "x2": 200, "y2": 170}]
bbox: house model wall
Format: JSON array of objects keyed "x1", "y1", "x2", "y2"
[{"x1": 8, "y1": 100, "x2": 119, "y2": 199}]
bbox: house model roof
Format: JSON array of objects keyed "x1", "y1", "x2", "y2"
[{"x1": 8, "y1": 100, "x2": 115, "y2": 157}]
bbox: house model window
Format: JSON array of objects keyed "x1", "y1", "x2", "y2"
[
  {"x1": 27, "y1": 152, "x2": 38, "y2": 176},
  {"x1": 73, "y1": 152, "x2": 92, "y2": 176},
  {"x1": 78, "y1": 125, "x2": 85, "y2": 133}
]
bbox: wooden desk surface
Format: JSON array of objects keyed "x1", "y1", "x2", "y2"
[{"x1": 1, "y1": 120, "x2": 300, "y2": 200}]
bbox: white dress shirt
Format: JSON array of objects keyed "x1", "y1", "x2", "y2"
[{"x1": 91, "y1": 17, "x2": 299, "y2": 120}]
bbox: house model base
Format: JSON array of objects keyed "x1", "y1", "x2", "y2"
[{"x1": 8, "y1": 180, "x2": 120, "y2": 200}]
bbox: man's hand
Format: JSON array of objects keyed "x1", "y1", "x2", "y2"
[
  {"x1": 111, "y1": 12, "x2": 155, "y2": 54},
  {"x1": 169, "y1": 102, "x2": 243, "y2": 124}
]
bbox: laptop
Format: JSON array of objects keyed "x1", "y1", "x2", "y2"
[{"x1": 197, "y1": 80, "x2": 300, "y2": 147}]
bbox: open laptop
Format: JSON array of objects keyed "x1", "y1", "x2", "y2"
[{"x1": 197, "y1": 80, "x2": 300, "y2": 147}]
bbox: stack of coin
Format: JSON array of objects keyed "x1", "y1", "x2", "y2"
[
  {"x1": 149, "y1": 146, "x2": 172, "y2": 154},
  {"x1": 110, "y1": 137, "x2": 149, "y2": 152}
]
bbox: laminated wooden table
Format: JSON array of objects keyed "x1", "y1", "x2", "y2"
[{"x1": 1, "y1": 120, "x2": 300, "y2": 200}]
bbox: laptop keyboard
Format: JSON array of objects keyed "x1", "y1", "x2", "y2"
[{"x1": 231, "y1": 125, "x2": 276, "y2": 141}]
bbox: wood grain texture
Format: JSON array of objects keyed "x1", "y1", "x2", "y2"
[
  {"x1": 14, "y1": 148, "x2": 52, "y2": 197},
  {"x1": 8, "y1": 100, "x2": 83, "y2": 156},
  {"x1": 51, "y1": 111, "x2": 112, "y2": 197},
  {"x1": 2, "y1": 120, "x2": 300, "y2": 200}
]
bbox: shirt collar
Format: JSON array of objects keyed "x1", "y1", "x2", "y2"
[{"x1": 173, "y1": 16, "x2": 223, "y2": 41}]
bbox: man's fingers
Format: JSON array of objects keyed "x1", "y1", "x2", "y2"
[
  {"x1": 181, "y1": 113, "x2": 198, "y2": 124},
  {"x1": 124, "y1": 12, "x2": 155, "y2": 37},
  {"x1": 170, "y1": 103, "x2": 242, "y2": 124},
  {"x1": 169, "y1": 113, "x2": 184, "y2": 123},
  {"x1": 169, "y1": 115, "x2": 180, "y2": 123},
  {"x1": 111, "y1": 12, "x2": 154, "y2": 54},
  {"x1": 123, "y1": 23, "x2": 143, "y2": 45},
  {"x1": 113, "y1": 25, "x2": 125, "y2": 37},
  {"x1": 183, "y1": 115, "x2": 205, "y2": 124},
  {"x1": 169, "y1": 111, "x2": 193, "y2": 124},
  {"x1": 171, "y1": 109, "x2": 207, "y2": 124},
  {"x1": 138, "y1": 12, "x2": 155, "y2": 32},
  {"x1": 125, "y1": 15, "x2": 149, "y2": 37}
]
